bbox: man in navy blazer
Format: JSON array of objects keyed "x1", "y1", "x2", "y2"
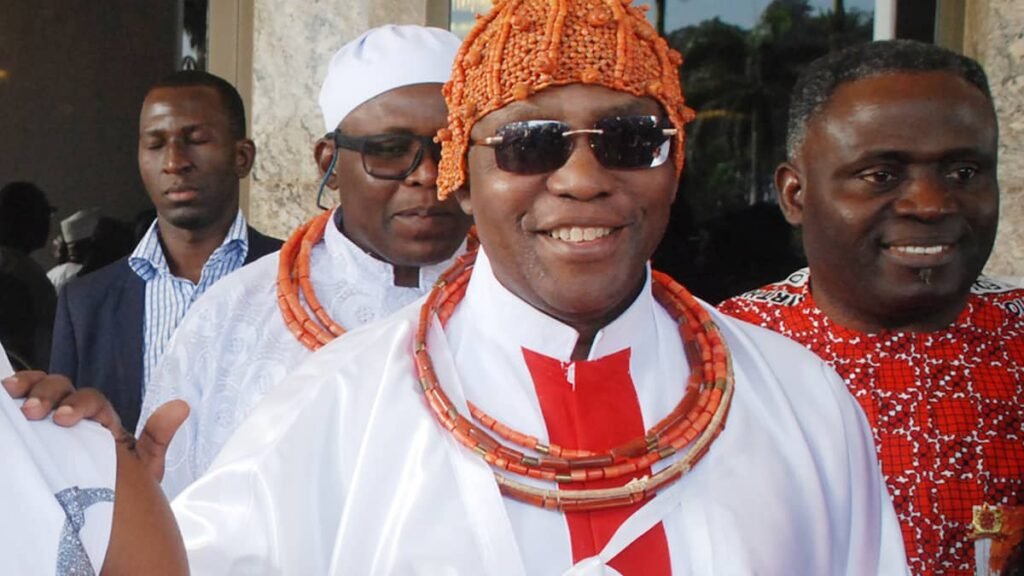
[{"x1": 50, "y1": 71, "x2": 281, "y2": 431}]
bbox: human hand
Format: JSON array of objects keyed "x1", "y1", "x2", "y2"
[
  {"x1": 1, "y1": 370, "x2": 90, "y2": 423},
  {"x1": 102, "y1": 402, "x2": 191, "y2": 576},
  {"x1": 2, "y1": 371, "x2": 188, "y2": 482}
]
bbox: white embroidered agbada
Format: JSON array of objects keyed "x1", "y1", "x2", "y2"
[
  {"x1": 0, "y1": 343, "x2": 116, "y2": 575},
  {"x1": 171, "y1": 249, "x2": 909, "y2": 575},
  {"x1": 139, "y1": 209, "x2": 468, "y2": 498}
]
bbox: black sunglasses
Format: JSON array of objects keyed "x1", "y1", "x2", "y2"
[
  {"x1": 471, "y1": 115, "x2": 677, "y2": 175},
  {"x1": 332, "y1": 132, "x2": 441, "y2": 181}
]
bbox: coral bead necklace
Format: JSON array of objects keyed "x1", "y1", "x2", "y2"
[
  {"x1": 414, "y1": 249, "x2": 734, "y2": 512},
  {"x1": 276, "y1": 210, "x2": 346, "y2": 350},
  {"x1": 277, "y1": 213, "x2": 478, "y2": 350}
]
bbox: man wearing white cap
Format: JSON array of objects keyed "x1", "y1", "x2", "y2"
[
  {"x1": 47, "y1": 208, "x2": 100, "y2": 290},
  {"x1": 137, "y1": 24, "x2": 473, "y2": 498}
]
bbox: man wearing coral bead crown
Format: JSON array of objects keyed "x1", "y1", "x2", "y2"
[
  {"x1": 132, "y1": 24, "x2": 473, "y2": 498},
  {"x1": 12, "y1": 0, "x2": 909, "y2": 573}
]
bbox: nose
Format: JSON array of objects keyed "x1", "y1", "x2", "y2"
[
  {"x1": 545, "y1": 136, "x2": 613, "y2": 201},
  {"x1": 162, "y1": 140, "x2": 193, "y2": 174},
  {"x1": 403, "y1": 144, "x2": 439, "y2": 189},
  {"x1": 893, "y1": 172, "x2": 958, "y2": 220}
]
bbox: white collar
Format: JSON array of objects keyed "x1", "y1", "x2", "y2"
[
  {"x1": 459, "y1": 248, "x2": 658, "y2": 362},
  {"x1": 323, "y1": 209, "x2": 456, "y2": 290}
]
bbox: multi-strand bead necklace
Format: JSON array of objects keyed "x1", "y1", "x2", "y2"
[
  {"x1": 277, "y1": 218, "x2": 733, "y2": 512},
  {"x1": 414, "y1": 249, "x2": 734, "y2": 512},
  {"x1": 276, "y1": 210, "x2": 346, "y2": 350}
]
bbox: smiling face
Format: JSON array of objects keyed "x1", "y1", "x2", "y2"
[
  {"x1": 459, "y1": 83, "x2": 678, "y2": 333},
  {"x1": 321, "y1": 83, "x2": 471, "y2": 267},
  {"x1": 779, "y1": 71, "x2": 999, "y2": 332},
  {"x1": 138, "y1": 86, "x2": 254, "y2": 232}
]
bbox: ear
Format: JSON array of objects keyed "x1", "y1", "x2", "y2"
[
  {"x1": 314, "y1": 137, "x2": 340, "y2": 190},
  {"x1": 454, "y1": 185, "x2": 472, "y2": 216},
  {"x1": 235, "y1": 138, "x2": 256, "y2": 178},
  {"x1": 775, "y1": 162, "x2": 805, "y2": 226}
]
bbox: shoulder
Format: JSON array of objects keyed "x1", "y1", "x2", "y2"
[
  {"x1": 717, "y1": 268, "x2": 809, "y2": 324},
  {"x1": 194, "y1": 303, "x2": 422, "y2": 454},
  {"x1": 971, "y1": 275, "x2": 1023, "y2": 295},
  {"x1": 972, "y1": 276, "x2": 1024, "y2": 313},
  {"x1": 708, "y1": 305, "x2": 865, "y2": 440},
  {"x1": 711, "y1": 305, "x2": 829, "y2": 376},
  {"x1": 309, "y1": 301, "x2": 421, "y2": 369},
  {"x1": 169, "y1": 252, "x2": 282, "y2": 344},
  {"x1": 246, "y1": 226, "x2": 283, "y2": 260},
  {"x1": 265, "y1": 301, "x2": 422, "y2": 409},
  {"x1": 61, "y1": 257, "x2": 135, "y2": 301},
  {"x1": 199, "y1": 250, "x2": 280, "y2": 303}
]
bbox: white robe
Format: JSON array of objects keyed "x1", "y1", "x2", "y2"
[
  {"x1": 47, "y1": 261, "x2": 83, "y2": 290},
  {"x1": 139, "y1": 210, "x2": 467, "y2": 498},
  {"x1": 171, "y1": 249, "x2": 909, "y2": 575},
  {"x1": 0, "y1": 343, "x2": 115, "y2": 575}
]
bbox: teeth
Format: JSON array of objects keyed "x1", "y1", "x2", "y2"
[
  {"x1": 892, "y1": 245, "x2": 947, "y2": 255},
  {"x1": 549, "y1": 226, "x2": 612, "y2": 242}
]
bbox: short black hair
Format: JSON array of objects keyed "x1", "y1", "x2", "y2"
[
  {"x1": 786, "y1": 39, "x2": 993, "y2": 158},
  {"x1": 148, "y1": 70, "x2": 247, "y2": 139}
]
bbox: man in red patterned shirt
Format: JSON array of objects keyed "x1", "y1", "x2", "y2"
[{"x1": 719, "y1": 40, "x2": 1024, "y2": 576}]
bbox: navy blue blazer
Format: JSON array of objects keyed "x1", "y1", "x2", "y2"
[{"x1": 50, "y1": 226, "x2": 282, "y2": 432}]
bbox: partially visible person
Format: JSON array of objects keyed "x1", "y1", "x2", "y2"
[
  {"x1": 47, "y1": 208, "x2": 100, "y2": 290},
  {"x1": 0, "y1": 181, "x2": 57, "y2": 370},
  {"x1": 50, "y1": 71, "x2": 282, "y2": 432},
  {"x1": 719, "y1": 40, "x2": 1023, "y2": 576},
  {"x1": 0, "y1": 343, "x2": 187, "y2": 576},
  {"x1": 77, "y1": 217, "x2": 136, "y2": 277},
  {"x1": 140, "y1": 25, "x2": 472, "y2": 498},
  {"x1": 50, "y1": 234, "x2": 69, "y2": 265}
]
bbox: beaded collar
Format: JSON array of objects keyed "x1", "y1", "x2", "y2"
[
  {"x1": 414, "y1": 249, "x2": 734, "y2": 511},
  {"x1": 276, "y1": 212, "x2": 475, "y2": 351}
]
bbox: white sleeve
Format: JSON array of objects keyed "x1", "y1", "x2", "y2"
[
  {"x1": 170, "y1": 361, "x2": 350, "y2": 575},
  {"x1": 0, "y1": 386, "x2": 115, "y2": 575},
  {"x1": 138, "y1": 308, "x2": 207, "y2": 499},
  {"x1": 821, "y1": 363, "x2": 910, "y2": 576}
]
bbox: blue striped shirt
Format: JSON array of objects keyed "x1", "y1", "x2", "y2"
[{"x1": 128, "y1": 211, "x2": 250, "y2": 395}]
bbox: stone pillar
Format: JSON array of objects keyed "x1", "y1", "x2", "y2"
[
  {"x1": 965, "y1": 0, "x2": 1024, "y2": 279},
  {"x1": 247, "y1": 0, "x2": 434, "y2": 239}
]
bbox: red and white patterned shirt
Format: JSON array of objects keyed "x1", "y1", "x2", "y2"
[{"x1": 719, "y1": 270, "x2": 1024, "y2": 576}]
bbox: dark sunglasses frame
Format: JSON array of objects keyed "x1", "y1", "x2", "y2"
[
  {"x1": 471, "y1": 115, "x2": 677, "y2": 175},
  {"x1": 331, "y1": 132, "x2": 441, "y2": 181},
  {"x1": 315, "y1": 131, "x2": 442, "y2": 210}
]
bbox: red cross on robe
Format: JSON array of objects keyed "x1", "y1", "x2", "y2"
[{"x1": 523, "y1": 347, "x2": 672, "y2": 575}]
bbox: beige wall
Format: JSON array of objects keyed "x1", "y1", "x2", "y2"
[
  {"x1": 964, "y1": 0, "x2": 1024, "y2": 279},
  {"x1": 244, "y1": 0, "x2": 440, "y2": 240}
]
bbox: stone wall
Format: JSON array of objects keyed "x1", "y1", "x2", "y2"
[
  {"x1": 247, "y1": 0, "x2": 432, "y2": 240},
  {"x1": 965, "y1": 0, "x2": 1024, "y2": 279}
]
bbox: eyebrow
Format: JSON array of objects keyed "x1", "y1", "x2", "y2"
[
  {"x1": 140, "y1": 123, "x2": 209, "y2": 137},
  {"x1": 603, "y1": 101, "x2": 658, "y2": 117},
  {"x1": 849, "y1": 147, "x2": 994, "y2": 165}
]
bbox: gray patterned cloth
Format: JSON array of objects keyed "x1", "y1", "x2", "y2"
[{"x1": 54, "y1": 487, "x2": 115, "y2": 576}]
